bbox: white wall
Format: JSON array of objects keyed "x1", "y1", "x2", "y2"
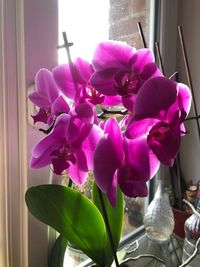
[{"x1": 24, "y1": 1, "x2": 58, "y2": 266}]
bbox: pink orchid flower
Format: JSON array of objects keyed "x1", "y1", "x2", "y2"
[
  {"x1": 30, "y1": 103, "x2": 103, "y2": 184},
  {"x1": 94, "y1": 117, "x2": 160, "y2": 207},
  {"x1": 90, "y1": 41, "x2": 162, "y2": 111},
  {"x1": 29, "y1": 68, "x2": 70, "y2": 125},
  {"x1": 53, "y1": 58, "x2": 121, "y2": 107},
  {"x1": 126, "y1": 76, "x2": 191, "y2": 166}
]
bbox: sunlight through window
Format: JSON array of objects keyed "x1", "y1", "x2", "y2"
[{"x1": 58, "y1": 0, "x2": 110, "y2": 63}]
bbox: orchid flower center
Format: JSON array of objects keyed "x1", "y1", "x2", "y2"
[
  {"x1": 147, "y1": 123, "x2": 171, "y2": 149},
  {"x1": 52, "y1": 144, "x2": 76, "y2": 163},
  {"x1": 115, "y1": 71, "x2": 142, "y2": 96},
  {"x1": 84, "y1": 83, "x2": 104, "y2": 105},
  {"x1": 50, "y1": 144, "x2": 76, "y2": 175}
]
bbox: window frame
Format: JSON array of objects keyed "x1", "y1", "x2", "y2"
[{"x1": 0, "y1": 0, "x2": 28, "y2": 266}]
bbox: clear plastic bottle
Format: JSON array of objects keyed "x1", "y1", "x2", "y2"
[{"x1": 182, "y1": 195, "x2": 200, "y2": 266}]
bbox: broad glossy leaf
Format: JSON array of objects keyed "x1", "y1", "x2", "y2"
[
  {"x1": 25, "y1": 185, "x2": 107, "y2": 266},
  {"x1": 48, "y1": 235, "x2": 68, "y2": 267},
  {"x1": 92, "y1": 183, "x2": 124, "y2": 266}
]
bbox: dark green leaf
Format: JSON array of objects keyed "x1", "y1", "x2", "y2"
[
  {"x1": 48, "y1": 235, "x2": 68, "y2": 267},
  {"x1": 25, "y1": 185, "x2": 107, "y2": 266},
  {"x1": 92, "y1": 183, "x2": 124, "y2": 266}
]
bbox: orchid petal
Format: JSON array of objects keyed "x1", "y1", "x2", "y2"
[
  {"x1": 102, "y1": 95, "x2": 122, "y2": 106},
  {"x1": 28, "y1": 91, "x2": 51, "y2": 108},
  {"x1": 94, "y1": 134, "x2": 122, "y2": 194},
  {"x1": 75, "y1": 58, "x2": 94, "y2": 81},
  {"x1": 133, "y1": 49, "x2": 155, "y2": 72},
  {"x1": 177, "y1": 83, "x2": 192, "y2": 118},
  {"x1": 134, "y1": 77, "x2": 177, "y2": 119},
  {"x1": 53, "y1": 64, "x2": 81, "y2": 101},
  {"x1": 80, "y1": 124, "x2": 103, "y2": 170},
  {"x1": 104, "y1": 118, "x2": 124, "y2": 159},
  {"x1": 122, "y1": 95, "x2": 136, "y2": 111},
  {"x1": 90, "y1": 70, "x2": 117, "y2": 96},
  {"x1": 106, "y1": 171, "x2": 118, "y2": 207},
  {"x1": 51, "y1": 95, "x2": 70, "y2": 117},
  {"x1": 147, "y1": 121, "x2": 180, "y2": 166},
  {"x1": 68, "y1": 159, "x2": 88, "y2": 185},
  {"x1": 92, "y1": 41, "x2": 136, "y2": 71},
  {"x1": 32, "y1": 114, "x2": 70, "y2": 159},
  {"x1": 67, "y1": 104, "x2": 95, "y2": 143},
  {"x1": 35, "y1": 68, "x2": 59, "y2": 103},
  {"x1": 140, "y1": 63, "x2": 160, "y2": 80},
  {"x1": 126, "y1": 118, "x2": 158, "y2": 139},
  {"x1": 124, "y1": 137, "x2": 160, "y2": 180}
]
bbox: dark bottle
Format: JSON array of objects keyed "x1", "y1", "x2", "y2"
[{"x1": 182, "y1": 190, "x2": 200, "y2": 266}]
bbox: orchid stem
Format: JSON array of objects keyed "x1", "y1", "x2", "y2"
[{"x1": 97, "y1": 188, "x2": 120, "y2": 267}]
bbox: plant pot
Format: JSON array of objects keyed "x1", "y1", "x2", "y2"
[{"x1": 172, "y1": 208, "x2": 191, "y2": 239}]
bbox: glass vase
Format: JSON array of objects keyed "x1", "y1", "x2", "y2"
[{"x1": 144, "y1": 176, "x2": 174, "y2": 243}]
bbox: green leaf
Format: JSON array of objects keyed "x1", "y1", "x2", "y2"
[
  {"x1": 92, "y1": 183, "x2": 124, "y2": 266},
  {"x1": 25, "y1": 185, "x2": 107, "y2": 266},
  {"x1": 48, "y1": 235, "x2": 68, "y2": 267}
]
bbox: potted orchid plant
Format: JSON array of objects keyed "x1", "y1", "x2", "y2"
[{"x1": 25, "y1": 41, "x2": 191, "y2": 267}]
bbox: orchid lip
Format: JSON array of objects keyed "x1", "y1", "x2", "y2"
[{"x1": 51, "y1": 145, "x2": 76, "y2": 163}]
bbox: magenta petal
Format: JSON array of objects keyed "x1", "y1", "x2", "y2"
[
  {"x1": 102, "y1": 95, "x2": 122, "y2": 106},
  {"x1": 31, "y1": 134, "x2": 60, "y2": 160},
  {"x1": 67, "y1": 104, "x2": 95, "y2": 143},
  {"x1": 104, "y1": 118, "x2": 124, "y2": 159},
  {"x1": 122, "y1": 95, "x2": 136, "y2": 111},
  {"x1": 53, "y1": 64, "x2": 81, "y2": 100},
  {"x1": 133, "y1": 49, "x2": 155, "y2": 72},
  {"x1": 68, "y1": 164, "x2": 88, "y2": 185},
  {"x1": 92, "y1": 41, "x2": 136, "y2": 71},
  {"x1": 147, "y1": 121, "x2": 180, "y2": 166},
  {"x1": 32, "y1": 114, "x2": 70, "y2": 159},
  {"x1": 124, "y1": 137, "x2": 160, "y2": 180},
  {"x1": 28, "y1": 91, "x2": 51, "y2": 108},
  {"x1": 125, "y1": 118, "x2": 158, "y2": 139},
  {"x1": 80, "y1": 124, "x2": 103, "y2": 170},
  {"x1": 94, "y1": 134, "x2": 122, "y2": 194},
  {"x1": 75, "y1": 58, "x2": 93, "y2": 81},
  {"x1": 30, "y1": 155, "x2": 52, "y2": 169},
  {"x1": 140, "y1": 63, "x2": 159, "y2": 80},
  {"x1": 177, "y1": 83, "x2": 192, "y2": 117},
  {"x1": 106, "y1": 171, "x2": 118, "y2": 207},
  {"x1": 118, "y1": 166, "x2": 148, "y2": 198},
  {"x1": 134, "y1": 77, "x2": 177, "y2": 119},
  {"x1": 51, "y1": 95, "x2": 70, "y2": 116},
  {"x1": 35, "y1": 68, "x2": 59, "y2": 103},
  {"x1": 90, "y1": 71, "x2": 117, "y2": 96}
]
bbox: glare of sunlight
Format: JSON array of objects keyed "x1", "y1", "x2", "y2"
[{"x1": 58, "y1": 0, "x2": 110, "y2": 63}]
